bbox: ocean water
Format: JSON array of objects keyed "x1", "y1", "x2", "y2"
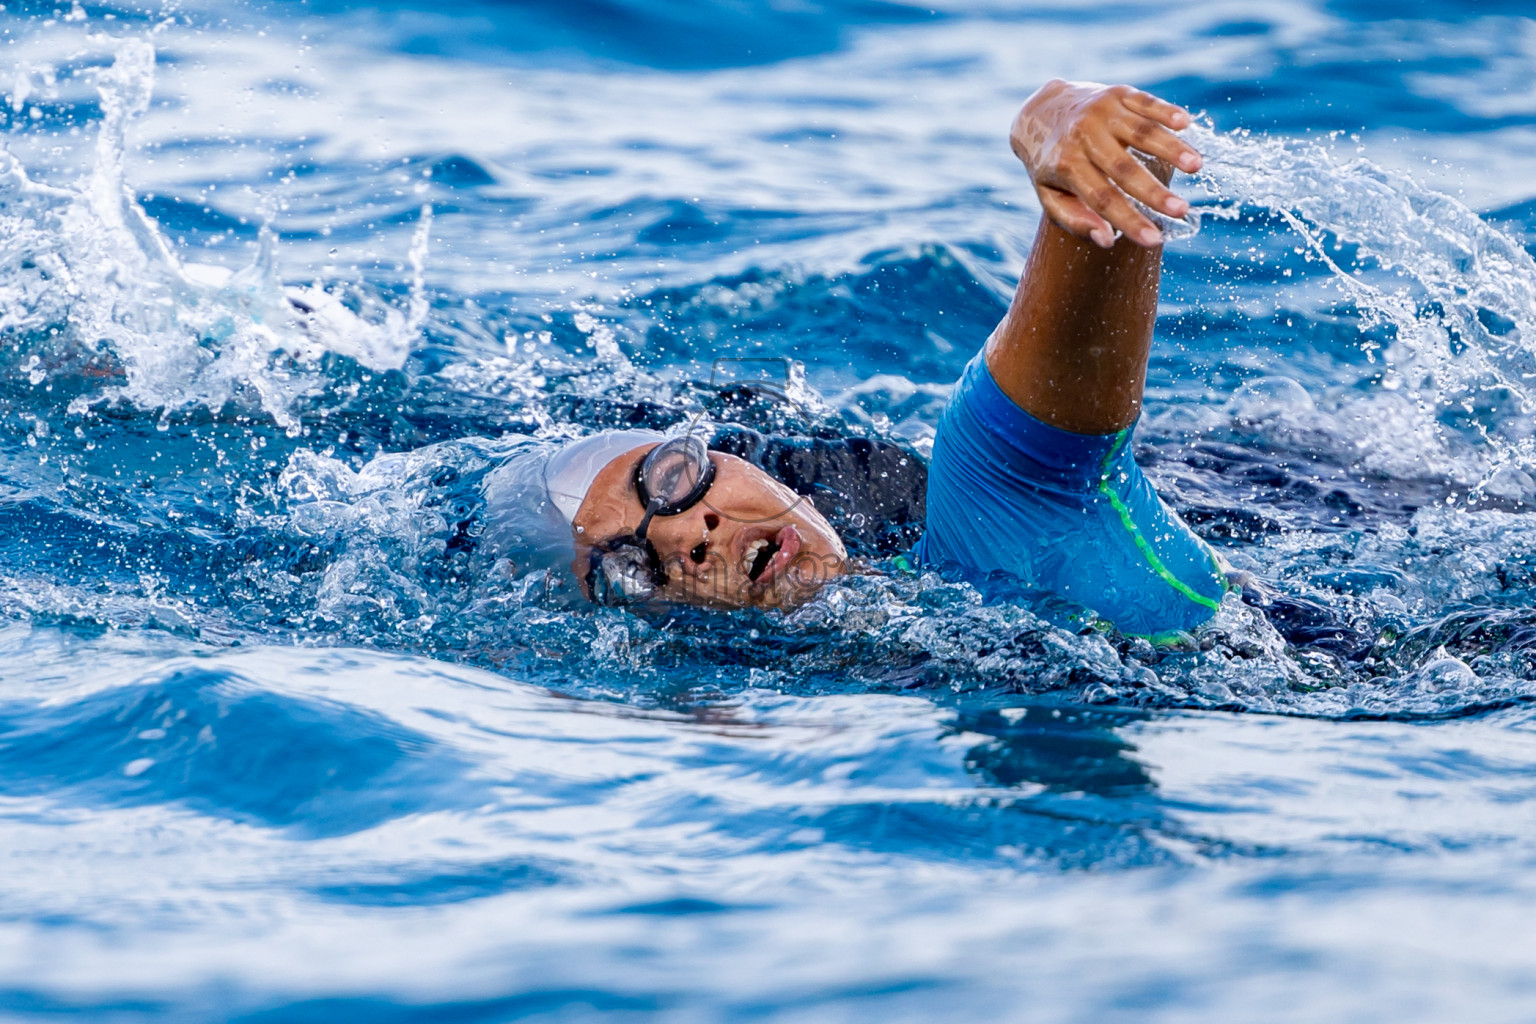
[{"x1": 3, "y1": 0, "x2": 1536, "y2": 1019}]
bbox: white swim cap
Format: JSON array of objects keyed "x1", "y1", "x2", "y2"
[{"x1": 543, "y1": 429, "x2": 667, "y2": 522}]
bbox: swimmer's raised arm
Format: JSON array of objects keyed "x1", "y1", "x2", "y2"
[{"x1": 986, "y1": 81, "x2": 1201, "y2": 434}]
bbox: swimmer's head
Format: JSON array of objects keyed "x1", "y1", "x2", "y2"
[{"x1": 570, "y1": 442, "x2": 847, "y2": 609}]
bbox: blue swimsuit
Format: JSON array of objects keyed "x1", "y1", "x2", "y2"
[{"x1": 915, "y1": 353, "x2": 1229, "y2": 638}]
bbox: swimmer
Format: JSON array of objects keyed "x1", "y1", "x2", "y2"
[{"x1": 487, "y1": 80, "x2": 1228, "y2": 638}]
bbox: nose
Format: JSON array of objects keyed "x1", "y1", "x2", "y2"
[{"x1": 687, "y1": 512, "x2": 722, "y2": 564}]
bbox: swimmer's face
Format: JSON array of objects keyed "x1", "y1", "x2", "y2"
[{"x1": 571, "y1": 444, "x2": 848, "y2": 610}]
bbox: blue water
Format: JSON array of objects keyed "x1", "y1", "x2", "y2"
[{"x1": 3, "y1": 0, "x2": 1536, "y2": 1019}]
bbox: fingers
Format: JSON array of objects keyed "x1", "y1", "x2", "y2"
[
  {"x1": 1038, "y1": 186, "x2": 1115, "y2": 248},
  {"x1": 1112, "y1": 113, "x2": 1202, "y2": 176},
  {"x1": 1052, "y1": 159, "x2": 1159, "y2": 248},
  {"x1": 1086, "y1": 133, "x2": 1188, "y2": 219},
  {"x1": 1118, "y1": 90, "x2": 1203, "y2": 174},
  {"x1": 1021, "y1": 83, "x2": 1203, "y2": 248},
  {"x1": 1121, "y1": 88, "x2": 1190, "y2": 132},
  {"x1": 1036, "y1": 147, "x2": 1160, "y2": 247}
]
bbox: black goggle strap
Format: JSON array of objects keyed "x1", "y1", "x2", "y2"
[{"x1": 633, "y1": 495, "x2": 664, "y2": 543}]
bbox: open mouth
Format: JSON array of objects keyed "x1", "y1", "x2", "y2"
[
  {"x1": 745, "y1": 538, "x2": 779, "y2": 581},
  {"x1": 740, "y1": 525, "x2": 802, "y2": 587}
]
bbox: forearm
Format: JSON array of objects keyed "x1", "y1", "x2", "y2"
[
  {"x1": 986, "y1": 157, "x2": 1173, "y2": 435},
  {"x1": 985, "y1": 223, "x2": 1158, "y2": 434},
  {"x1": 983, "y1": 82, "x2": 1195, "y2": 435}
]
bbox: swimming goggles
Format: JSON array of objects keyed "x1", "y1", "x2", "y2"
[{"x1": 586, "y1": 435, "x2": 716, "y2": 605}]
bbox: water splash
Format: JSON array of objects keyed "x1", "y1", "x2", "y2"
[
  {"x1": 1185, "y1": 120, "x2": 1536, "y2": 493},
  {"x1": 0, "y1": 38, "x2": 430, "y2": 431}
]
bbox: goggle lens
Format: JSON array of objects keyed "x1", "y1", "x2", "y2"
[{"x1": 636, "y1": 436, "x2": 715, "y2": 518}]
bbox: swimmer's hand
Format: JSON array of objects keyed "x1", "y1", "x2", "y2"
[{"x1": 1011, "y1": 80, "x2": 1202, "y2": 249}]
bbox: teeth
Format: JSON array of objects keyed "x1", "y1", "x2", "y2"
[{"x1": 742, "y1": 539, "x2": 768, "y2": 576}]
